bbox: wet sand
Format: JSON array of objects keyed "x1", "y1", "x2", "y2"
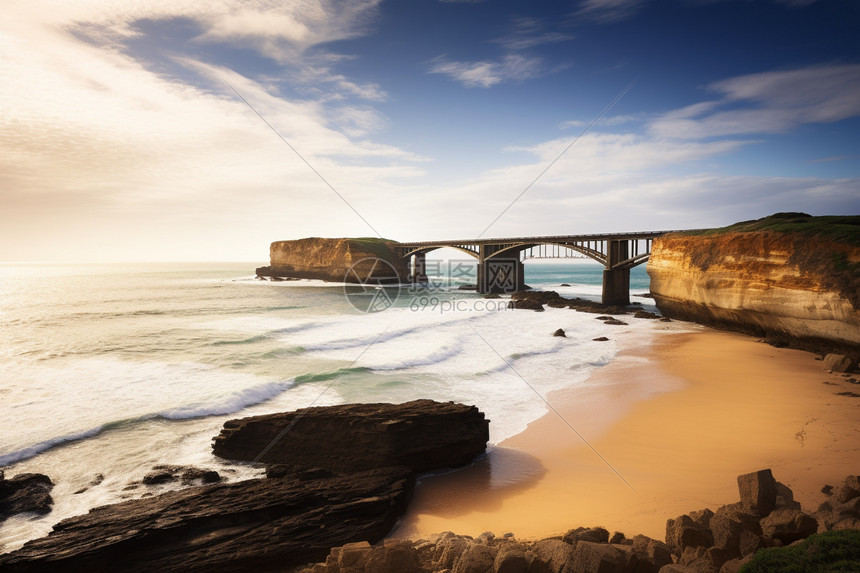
[{"x1": 392, "y1": 328, "x2": 860, "y2": 541}]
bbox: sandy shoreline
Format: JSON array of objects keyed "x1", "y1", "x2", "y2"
[{"x1": 392, "y1": 327, "x2": 860, "y2": 541}]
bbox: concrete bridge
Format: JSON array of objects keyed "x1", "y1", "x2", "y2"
[{"x1": 394, "y1": 231, "x2": 679, "y2": 306}]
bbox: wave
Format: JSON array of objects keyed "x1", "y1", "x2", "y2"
[
  {"x1": 159, "y1": 379, "x2": 294, "y2": 419},
  {"x1": 293, "y1": 367, "x2": 371, "y2": 384}
]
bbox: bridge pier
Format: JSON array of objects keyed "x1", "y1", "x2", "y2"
[
  {"x1": 477, "y1": 258, "x2": 524, "y2": 294},
  {"x1": 410, "y1": 252, "x2": 428, "y2": 284},
  {"x1": 602, "y1": 239, "x2": 630, "y2": 306}
]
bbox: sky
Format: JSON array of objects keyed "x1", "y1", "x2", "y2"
[{"x1": 1, "y1": 0, "x2": 858, "y2": 262}]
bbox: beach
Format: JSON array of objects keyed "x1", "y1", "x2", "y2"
[{"x1": 394, "y1": 328, "x2": 860, "y2": 541}]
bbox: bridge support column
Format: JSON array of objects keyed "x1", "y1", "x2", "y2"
[
  {"x1": 411, "y1": 253, "x2": 428, "y2": 284},
  {"x1": 477, "y1": 258, "x2": 524, "y2": 294},
  {"x1": 602, "y1": 240, "x2": 630, "y2": 306}
]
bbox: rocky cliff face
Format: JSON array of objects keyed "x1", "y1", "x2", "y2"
[
  {"x1": 648, "y1": 216, "x2": 860, "y2": 354},
  {"x1": 256, "y1": 237, "x2": 409, "y2": 283}
]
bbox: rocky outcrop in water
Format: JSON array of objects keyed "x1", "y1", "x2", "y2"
[
  {"x1": 648, "y1": 214, "x2": 860, "y2": 356},
  {"x1": 0, "y1": 400, "x2": 490, "y2": 572},
  {"x1": 212, "y1": 400, "x2": 490, "y2": 474},
  {"x1": 0, "y1": 467, "x2": 414, "y2": 573},
  {"x1": 255, "y1": 237, "x2": 409, "y2": 283},
  {"x1": 0, "y1": 471, "x2": 54, "y2": 522}
]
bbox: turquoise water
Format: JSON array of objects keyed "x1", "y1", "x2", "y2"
[{"x1": 0, "y1": 260, "x2": 666, "y2": 551}]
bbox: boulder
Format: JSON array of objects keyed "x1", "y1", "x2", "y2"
[
  {"x1": 718, "y1": 556, "x2": 752, "y2": 573},
  {"x1": 493, "y1": 543, "x2": 532, "y2": 573},
  {"x1": 364, "y1": 539, "x2": 422, "y2": 573},
  {"x1": 531, "y1": 539, "x2": 576, "y2": 573},
  {"x1": 657, "y1": 565, "x2": 699, "y2": 573},
  {"x1": 434, "y1": 532, "x2": 471, "y2": 570},
  {"x1": 212, "y1": 400, "x2": 490, "y2": 474},
  {"x1": 631, "y1": 535, "x2": 673, "y2": 573},
  {"x1": 666, "y1": 510, "x2": 714, "y2": 554},
  {"x1": 737, "y1": 469, "x2": 777, "y2": 516},
  {"x1": 823, "y1": 353, "x2": 858, "y2": 372},
  {"x1": 759, "y1": 508, "x2": 818, "y2": 545},
  {"x1": 553, "y1": 328, "x2": 567, "y2": 337},
  {"x1": 633, "y1": 310, "x2": 660, "y2": 319},
  {"x1": 0, "y1": 473, "x2": 54, "y2": 521},
  {"x1": 453, "y1": 542, "x2": 498, "y2": 573},
  {"x1": 593, "y1": 337, "x2": 610, "y2": 342},
  {"x1": 562, "y1": 526, "x2": 609, "y2": 545},
  {"x1": 832, "y1": 475, "x2": 860, "y2": 504},
  {"x1": 0, "y1": 467, "x2": 414, "y2": 573},
  {"x1": 572, "y1": 541, "x2": 632, "y2": 572},
  {"x1": 709, "y1": 503, "x2": 763, "y2": 559}
]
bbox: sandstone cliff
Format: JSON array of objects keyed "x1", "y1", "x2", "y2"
[
  {"x1": 648, "y1": 214, "x2": 860, "y2": 355},
  {"x1": 256, "y1": 237, "x2": 409, "y2": 283}
]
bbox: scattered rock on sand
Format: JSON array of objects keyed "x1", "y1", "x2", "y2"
[
  {"x1": 593, "y1": 337, "x2": 609, "y2": 342},
  {"x1": 823, "y1": 353, "x2": 858, "y2": 372},
  {"x1": 552, "y1": 328, "x2": 566, "y2": 337}
]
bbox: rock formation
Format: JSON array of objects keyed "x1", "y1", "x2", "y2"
[
  {"x1": 0, "y1": 400, "x2": 490, "y2": 572},
  {"x1": 0, "y1": 471, "x2": 54, "y2": 522},
  {"x1": 296, "y1": 468, "x2": 860, "y2": 573},
  {"x1": 255, "y1": 237, "x2": 409, "y2": 283},
  {"x1": 648, "y1": 213, "x2": 860, "y2": 356},
  {"x1": 212, "y1": 400, "x2": 490, "y2": 473},
  {"x1": 0, "y1": 467, "x2": 414, "y2": 573}
]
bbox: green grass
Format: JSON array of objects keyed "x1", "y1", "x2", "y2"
[
  {"x1": 740, "y1": 530, "x2": 860, "y2": 573},
  {"x1": 349, "y1": 237, "x2": 400, "y2": 260},
  {"x1": 681, "y1": 213, "x2": 860, "y2": 246}
]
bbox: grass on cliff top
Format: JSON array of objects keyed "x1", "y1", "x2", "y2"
[
  {"x1": 740, "y1": 530, "x2": 860, "y2": 573},
  {"x1": 680, "y1": 213, "x2": 860, "y2": 246}
]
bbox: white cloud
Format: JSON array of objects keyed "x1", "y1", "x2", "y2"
[
  {"x1": 650, "y1": 64, "x2": 860, "y2": 139},
  {"x1": 429, "y1": 54, "x2": 544, "y2": 88}
]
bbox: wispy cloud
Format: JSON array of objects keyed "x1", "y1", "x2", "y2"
[
  {"x1": 650, "y1": 64, "x2": 860, "y2": 139},
  {"x1": 494, "y1": 18, "x2": 575, "y2": 51},
  {"x1": 574, "y1": 0, "x2": 647, "y2": 24},
  {"x1": 429, "y1": 54, "x2": 544, "y2": 88}
]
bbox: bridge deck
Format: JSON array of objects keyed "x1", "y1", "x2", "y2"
[{"x1": 396, "y1": 230, "x2": 680, "y2": 247}]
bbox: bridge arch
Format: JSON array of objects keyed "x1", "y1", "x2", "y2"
[{"x1": 485, "y1": 242, "x2": 608, "y2": 266}]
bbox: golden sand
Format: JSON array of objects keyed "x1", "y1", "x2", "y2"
[{"x1": 393, "y1": 329, "x2": 860, "y2": 541}]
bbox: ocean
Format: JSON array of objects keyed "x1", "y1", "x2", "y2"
[{"x1": 0, "y1": 259, "x2": 681, "y2": 551}]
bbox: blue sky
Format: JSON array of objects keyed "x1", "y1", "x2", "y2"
[{"x1": 1, "y1": 0, "x2": 858, "y2": 261}]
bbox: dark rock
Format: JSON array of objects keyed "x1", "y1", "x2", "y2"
[
  {"x1": 593, "y1": 337, "x2": 609, "y2": 342},
  {"x1": 508, "y1": 299, "x2": 544, "y2": 311},
  {"x1": 365, "y1": 538, "x2": 422, "y2": 573},
  {"x1": 0, "y1": 467, "x2": 414, "y2": 573},
  {"x1": 832, "y1": 475, "x2": 860, "y2": 503},
  {"x1": 0, "y1": 473, "x2": 54, "y2": 521},
  {"x1": 562, "y1": 526, "x2": 609, "y2": 544},
  {"x1": 458, "y1": 284, "x2": 478, "y2": 291},
  {"x1": 560, "y1": 283, "x2": 571, "y2": 287},
  {"x1": 775, "y1": 481, "x2": 801, "y2": 510},
  {"x1": 666, "y1": 510, "x2": 714, "y2": 554},
  {"x1": 659, "y1": 317, "x2": 672, "y2": 322},
  {"x1": 633, "y1": 310, "x2": 660, "y2": 319},
  {"x1": 141, "y1": 469, "x2": 177, "y2": 485},
  {"x1": 595, "y1": 316, "x2": 611, "y2": 320},
  {"x1": 603, "y1": 318, "x2": 628, "y2": 326},
  {"x1": 737, "y1": 469, "x2": 777, "y2": 516},
  {"x1": 709, "y1": 503, "x2": 763, "y2": 559},
  {"x1": 609, "y1": 531, "x2": 626, "y2": 545},
  {"x1": 719, "y1": 555, "x2": 752, "y2": 573},
  {"x1": 759, "y1": 508, "x2": 818, "y2": 545},
  {"x1": 212, "y1": 400, "x2": 489, "y2": 474},
  {"x1": 434, "y1": 532, "x2": 471, "y2": 570},
  {"x1": 822, "y1": 484, "x2": 834, "y2": 495},
  {"x1": 180, "y1": 468, "x2": 221, "y2": 485},
  {"x1": 484, "y1": 293, "x2": 502, "y2": 299},
  {"x1": 631, "y1": 534, "x2": 673, "y2": 573},
  {"x1": 553, "y1": 328, "x2": 567, "y2": 338},
  {"x1": 493, "y1": 543, "x2": 532, "y2": 573},
  {"x1": 823, "y1": 353, "x2": 858, "y2": 372}
]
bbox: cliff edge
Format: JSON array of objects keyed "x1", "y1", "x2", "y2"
[
  {"x1": 256, "y1": 237, "x2": 409, "y2": 283},
  {"x1": 648, "y1": 213, "x2": 860, "y2": 355}
]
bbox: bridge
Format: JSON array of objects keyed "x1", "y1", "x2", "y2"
[{"x1": 394, "y1": 231, "x2": 679, "y2": 306}]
